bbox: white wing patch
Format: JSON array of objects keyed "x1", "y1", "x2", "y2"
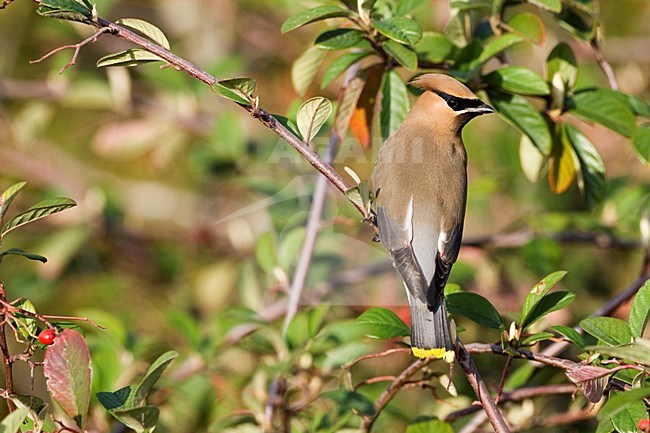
[
  {"x1": 438, "y1": 231, "x2": 450, "y2": 259},
  {"x1": 403, "y1": 195, "x2": 414, "y2": 246}
]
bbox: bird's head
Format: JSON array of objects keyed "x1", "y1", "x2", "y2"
[{"x1": 408, "y1": 74, "x2": 493, "y2": 132}]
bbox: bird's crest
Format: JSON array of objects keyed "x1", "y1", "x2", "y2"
[{"x1": 408, "y1": 74, "x2": 477, "y2": 99}]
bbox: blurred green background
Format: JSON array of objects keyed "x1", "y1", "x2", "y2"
[{"x1": 0, "y1": 1, "x2": 649, "y2": 431}]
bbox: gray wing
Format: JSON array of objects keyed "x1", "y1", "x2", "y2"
[
  {"x1": 428, "y1": 222, "x2": 464, "y2": 307},
  {"x1": 376, "y1": 205, "x2": 428, "y2": 304}
]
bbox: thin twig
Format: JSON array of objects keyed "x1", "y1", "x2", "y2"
[
  {"x1": 590, "y1": 37, "x2": 619, "y2": 90},
  {"x1": 282, "y1": 133, "x2": 340, "y2": 335},
  {"x1": 0, "y1": 0, "x2": 16, "y2": 10},
  {"x1": 30, "y1": 27, "x2": 111, "y2": 74},
  {"x1": 360, "y1": 357, "x2": 431, "y2": 432}
]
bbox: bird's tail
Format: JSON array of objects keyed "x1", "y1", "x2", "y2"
[{"x1": 409, "y1": 297, "x2": 455, "y2": 362}]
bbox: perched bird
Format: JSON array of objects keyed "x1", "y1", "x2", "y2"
[{"x1": 371, "y1": 74, "x2": 493, "y2": 361}]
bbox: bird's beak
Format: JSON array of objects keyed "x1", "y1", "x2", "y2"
[{"x1": 471, "y1": 101, "x2": 494, "y2": 116}]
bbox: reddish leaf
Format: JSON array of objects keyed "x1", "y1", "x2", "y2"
[
  {"x1": 566, "y1": 364, "x2": 614, "y2": 403},
  {"x1": 44, "y1": 329, "x2": 91, "y2": 429},
  {"x1": 349, "y1": 64, "x2": 383, "y2": 149}
]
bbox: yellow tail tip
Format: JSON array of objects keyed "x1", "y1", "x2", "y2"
[{"x1": 411, "y1": 347, "x2": 455, "y2": 363}]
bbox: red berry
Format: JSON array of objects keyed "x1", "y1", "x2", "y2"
[
  {"x1": 38, "y1": 329, "x2": 56, "y2": 345},
  {"x1": 639, "y1": 419, "x2": 650, "y2": 431}
]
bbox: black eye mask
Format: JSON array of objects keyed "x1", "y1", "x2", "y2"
[{"x1": 434, "y1": 91, "x2": 485, "y2": 112}]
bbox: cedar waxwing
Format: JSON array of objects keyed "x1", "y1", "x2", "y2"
[{"x1": 371, "y1": 74, "x2": 493, "y2": 361}]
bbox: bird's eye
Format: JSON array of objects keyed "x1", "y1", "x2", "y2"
[{"x1": 447, "y1": 97, "x2": 458, "y2": 108}]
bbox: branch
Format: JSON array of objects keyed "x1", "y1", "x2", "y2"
[
  {"x1": 30, "y1": 27, "x2": 111, "y2": 73},
  {"x1": 590, "y1": 38, "x2": 619, "y2": 90},
  {"x1": 82, "y1": 17, "x2": 372, "y2": 223},
  {"x1": 0, "y1": 283, "x2": 15, "y2": 412},
  {"x1": 360, "y1": 357, "x2": 432, "y2": 432},
  {"x1": 455, "y1": 342, "x2": 511, "y2": 433},
  {"x1": 282, "y1": 133, "x2": 340, "y2": 334}
]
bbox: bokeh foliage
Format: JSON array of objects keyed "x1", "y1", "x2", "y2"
[{"x1": 0, "y1": 0, "x2": 649, "y2": 431}]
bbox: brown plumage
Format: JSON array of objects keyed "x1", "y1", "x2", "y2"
[{"x1": 371, "y1": 74, "x2": 493, "y2": 360}]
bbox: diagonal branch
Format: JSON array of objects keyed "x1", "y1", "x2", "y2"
[{"x1": 85, "y1": 17, "x2": 373, "y2": 224}]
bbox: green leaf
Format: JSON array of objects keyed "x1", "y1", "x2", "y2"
[
  {"x1": 526, "y1": 0, "x2": 561, "y2": 13},
  {"x1": 321, "y1": 51, "x2": 373, "y2": 89},
  {"x1": 0, "y1": 248, "x2": 47, "y2": 263},
  {"x1": 519, "y1": 134, "x2": 546, "y2": 182},
  {"x1": 355, "y1": 307, "x2": 409, "y2": 339},
  {"x1": 554, "y1": 5, "x2": 595, "y2": 41},
  {"x1": 520, "y1": 291, "x2": 575, "y2": 331},
  {"x1": 12, "y1": 299, "x2": 38, "y2": 340},
  {"x1": 484, "y1": 67, "x2": 550, "y2": 96},
  {"x1": 415, "y1": 32, "x2": 455, "y2": 64},
  {"x1": 285, "y1": 307, "x2": 328, "y2": 349},
  {"x1": 629, "y1": 279, "x2": 650, "y2": 338},
  {"x1": 562, "y1": 123, "x2": 606, "y2": 209},
  {"x1": 395, "y1": 0, "x2": 430, "y2": 15},
  {"x1": 297, "y1": 97, "x2": 333, "y2": 142},
  {"x1": 632, "y1": 124, "x2": 650, "y2": 164},
  {"x1": 97, "y1": 49, "x2": 164, "y2": 68},
  {"x1": 520, "y1": 271, "x2": 568, "y2": 326},
  {"x1": 37, "y1": 0, "x2": 94, "y2": 24},
  {"x1": 315, "y1": 29, "x2": 367, "y2": 50},
  {"x1": 507, "y1": 12, "x2": 546, "y2": 45},
  {"x1": 1, "y1": 197, "x2": 76, "y2": 241},
  {"x1": 581, "y1": 317, "x2": 633, "y2": 346},
  {"x1": 212, "y1": 77, "x2": 257, "y2": 106},
  {"x1": 547, "y1": 43, "x2": 577, "y2": 89},
  {"x1": 478, "y1": 33, "x2": 525, "y2": 64},
  {"x1": 488, "y1": 90, "x2": 552, "y2": 155},
  {"x1": 444, "y1": 13, "x2": 467, "y2": 47},
  {"x1": 255, "y1": 232, "x2": 278, "y2": 274},
  {"x1": 521, "y1": 331, "x2": 555, "y2": 346},
  {"x1": 111, "y1": 406, "x2": 159, "y2": 432},
  {"x1": 129, "y1": 351, "x2": 178, "y2": 407},
  {"x1": 551, "y1": 325, "x2": 586, "y2": 348},
  {"x1": 321, "y1": 390, "x2": 376, "y2": 416},
  {"x1": 597, "y1": 387, "x2": 650, "y2": 422},
  {"x1": 273, "y1": 115, "x2": 300, "y2": 137},
  {"x1": 624, "y1": 94, "x2": 650, "y2": 117},
  {"x1": 322, "y1": 342, "x2": 370, "y2": 368},
  {"x1": 44, "y1": 329, "x2": 91, "y2": 429},
  {"x1": 380, "y1": 70, "x2": 411, "y2": 140},
  {"x1": 446, "y1": 292, "x2": 503, "y2": 329},
  {"x1": 611, "y1": 399, "x2": 647, "y2": 433},
  {"x1": 373, "y1": 16, "x2": 423, "y2": 46},
  {"x1": 115, "y1": 18, "x2": 170, "y2": 49},
  {"x1": 595, "y1": 418, "x2": 614, "y2": 433},
  {"x1": 292, "y1": 46, "x2": 326, "y2": 96},
  {"x1": 407, "y1": 417, "x2": 454, "y2": 433},
  {"x1": 96, "y1": 386, "x2": 132, "y2": 411},
  {"x1": 0, "y1": 181, "x2": 27, "y2": 224},
  {"x1": 281, "y1": 6, "x2": 350, "y2": 34},
  {"x1": 383, "y1": 40, "x2": 418, "y2": 70},
  {"x1": 585, "y1": 343, "x2": 650, "y2": 365},
  {"x1": 278, "y1": 227, "x2": 306, "y2": 270},
  {"x1": 0, "y1": 408, "x2": 29, "y2": 433},
  {"x1": 568, "y1": 89, "x2": 637, "y2": 137}
]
